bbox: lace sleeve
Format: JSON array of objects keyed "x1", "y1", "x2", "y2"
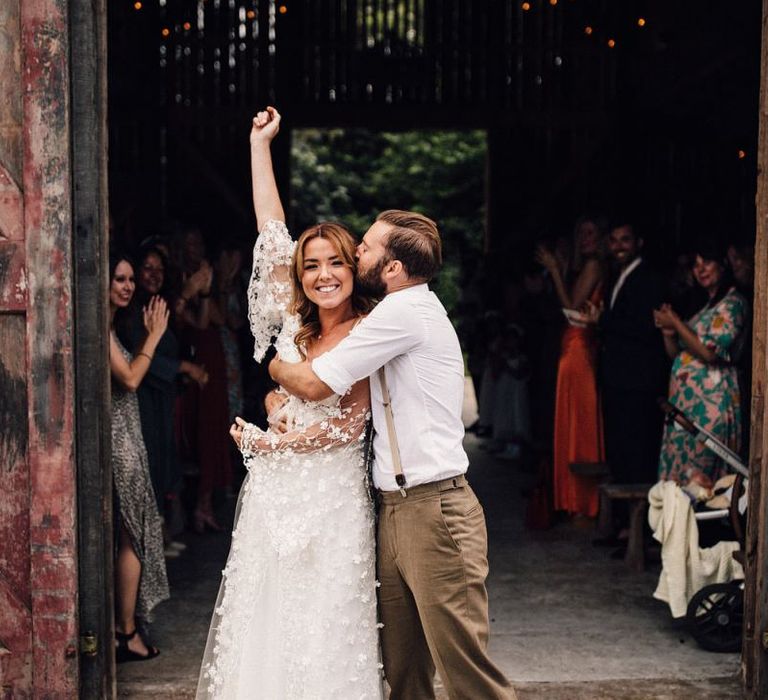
[
  {"x1": 240, "y1": 380, "x2": 370, "y2": 455},
  {"x1": 247, "y1": 219, "x2": 296, "y2": 362}
]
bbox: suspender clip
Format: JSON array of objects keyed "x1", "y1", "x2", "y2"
[{"x1": 396, "y1": 473, "x2": 407, "y2": 498}]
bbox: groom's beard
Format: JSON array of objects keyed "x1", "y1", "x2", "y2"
[{"x1": 356, "y1": 258, "x2": 388, "y2": 297}]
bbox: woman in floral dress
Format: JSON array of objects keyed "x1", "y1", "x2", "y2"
[{"x1": 654, "y1": 242, "x2": 747, "y2": 487}]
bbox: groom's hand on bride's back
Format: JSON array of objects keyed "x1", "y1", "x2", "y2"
[{"x1": 250, "y1": 106, "x2": 281, "y2": 145}]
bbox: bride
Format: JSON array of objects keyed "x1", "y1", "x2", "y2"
[{"x1": 196, "y1": 107, "x2": 382, "y2": 699}]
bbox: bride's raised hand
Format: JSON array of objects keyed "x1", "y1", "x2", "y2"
[{"x1": 250, "y1": 106, "x2": 281, "y2": 145}]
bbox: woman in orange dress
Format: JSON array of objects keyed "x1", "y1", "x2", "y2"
[{"x1": 536, "y1": 217, "x2": 606, "y2": 517}]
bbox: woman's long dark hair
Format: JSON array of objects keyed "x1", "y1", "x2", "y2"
[{"x1": 109, "y1": 250, "x2": 136, "y2": 347}]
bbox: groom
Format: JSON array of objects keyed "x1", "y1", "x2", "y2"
[{"x1": 270, "y1": 212, "x2": 515, "y2": 699}]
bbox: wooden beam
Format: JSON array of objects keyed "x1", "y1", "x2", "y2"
[
  {"x1": 165, "y1": 104, "x2": 612, "y2": 132},
  {"x1": 743, "y1": 1, "x2": 768, "y2": 695},
  {"x1": 70, "y1": 0, "x2": 114, "y2": 696},
  {"x1": 21, "y1": 0, "x2": 79, "y2": 693}
]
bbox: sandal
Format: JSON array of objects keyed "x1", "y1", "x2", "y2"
[{"x1": 115, "y1": 628, "x2": 160, "y2": 663}]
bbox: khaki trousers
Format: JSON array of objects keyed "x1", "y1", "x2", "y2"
[{"x1": 377, "y1": 476, "x2": 516, "y2": 700}]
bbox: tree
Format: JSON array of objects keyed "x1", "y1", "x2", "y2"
[{"x1": 291, "y1": 128, "x2": 486, "y2": 316}]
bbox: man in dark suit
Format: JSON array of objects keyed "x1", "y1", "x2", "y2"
[{"x1": 596, "y1": 222, "x2": 666, "y2": 497}]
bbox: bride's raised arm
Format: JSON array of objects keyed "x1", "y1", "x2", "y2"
[{"x1": 246, "y1": 107, "x2": 296, "y2": 361}]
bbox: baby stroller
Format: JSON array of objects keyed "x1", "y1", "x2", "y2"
[{"x1": 658, "y1": 400, "x2": 749, "y2": 653}]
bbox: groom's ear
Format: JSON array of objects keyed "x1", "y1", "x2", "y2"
[{"x1": 386, "y1": 259, "x2": 404, "y2": 278}]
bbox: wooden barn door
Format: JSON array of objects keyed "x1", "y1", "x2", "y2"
[
  {"x1": 743, "y1": 1, "x2": 768, "y2": 696},
  {"x1": 71, "y1": 0, "x2": 114, "y2": 697},
  {"x1": 0, "y1": 0, "x2": 111, "y2": 697}
]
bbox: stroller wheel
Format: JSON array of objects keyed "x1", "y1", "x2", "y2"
[{"x1": 686, "y1": 581, "x2": 744, "y2": 653}]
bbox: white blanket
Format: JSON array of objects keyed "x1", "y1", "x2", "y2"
[{"x1": 647, "y1": 480, "x2": 743, "y2": 618}]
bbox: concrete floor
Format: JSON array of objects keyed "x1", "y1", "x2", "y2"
[{"x1": 119, "y1": 412, "x2": 742, "y2": 698}]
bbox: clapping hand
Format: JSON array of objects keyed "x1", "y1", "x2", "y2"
[
  {"x1": 582, "y1": 300, "x2": 603, "y2": 325},
  {"x1": 143, "y1": 296, "x2": 169, "y2": 339},
  {"x1": 534, "y1": 245, "x2": 559, "y2": 275},
  {"x1": 182, "y1": 259, "x2": 213, "y2": 300},
  {"x1": 188, "y1": 363, "x2": 209, "y2": 388},
  {"x1": 251, "y1": 106, "x2": 281, "y2": 145},
  {"x1": 217, "y1": 250, "x2": 241, "y2": 289},
  {"x1": 653, "y1": 303, "x2": 679, "y2": 336},
  {"x1": 197, "y1": 260, "x2": 213, "y2": 296}
]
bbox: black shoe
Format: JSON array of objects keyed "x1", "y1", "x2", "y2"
[{"x1": 115, "y1": 628, "x2": 160, "y2": 663}]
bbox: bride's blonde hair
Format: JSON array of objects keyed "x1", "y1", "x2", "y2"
[{"x1": 291, "y1": 222, "x2": 376, "y2": 355}]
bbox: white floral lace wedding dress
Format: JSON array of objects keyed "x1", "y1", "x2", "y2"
[{"x1": 196, "y1": 221, "x2": 382, "y2": 700}]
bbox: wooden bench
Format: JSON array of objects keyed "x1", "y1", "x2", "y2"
[
  {"x1": 569, "y1": 461, "x2": 611, "y2": 478},
  {"x1": 598, "y1": 483, "x2": 654, "y2": 572}
]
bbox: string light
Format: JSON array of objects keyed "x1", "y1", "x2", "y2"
[
  {"x1": 183, "y1": 21, "x2": 192, "y2": 30},
  {"x1": 607, "y1": 38, "x2": 616, "y2": 48},
  {"x1": 584, "y1": 26, "x2": 593, "y2": 36},
  {"x1": 279, "y1": 4, "x2": 287, "y2": 13},
  {"x1": 549, "y1": 0, "x2": 558, "y2": 5},
  {"x1": 637, "y1": 18, "x2": 647, "y2": 28},
  {"x1": 246, "y1": 10, "x2": 256, "y2": 19},
  {"x1": 134, "y1": 1, "x2": 142, "y2": 9},
  {"x1": 161, "y1": 27, "x2": 170, "y2": 37},
  {"x1": 738, "y1": 150, "x2": 746, "y2": 159},
  {"x1": 521, "y1": 2, "x2": 531, "y2": 10}
]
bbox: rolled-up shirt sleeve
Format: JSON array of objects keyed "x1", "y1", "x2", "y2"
[{"x1": 312, "y1": 295, "x2": 421, "y2": 395}]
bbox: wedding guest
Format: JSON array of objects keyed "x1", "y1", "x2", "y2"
[
  {"x1": 654, "y1": 240, "x2": 747, "y2": 487},
  {"x1": 128, "y1": 245, "x2": 208, "y2": 524},
  {"x1": 519, "y1": 257, "x2": 562, "y2": 452},
  {"x1": 176, "y1": 228, "x2": 233, "y2": 532},
  {"x1": 595, "y1": 222, "x2": 666, "y2": 486},
  {"x1": 109, "y1": 252, "x2": 169, "y2": 662},
  {"x1": 214, "y1": 247, "x2": 246, "y2": 422},
  {"x1": 536, "y1": 216, "x2": 606, "y2": 518},
  {"x1": 586, "y1": 221, "x2": 666, "y2": 545},
  {"x1": 491, "y1": 323, "x2": 531, "y2": 461}
]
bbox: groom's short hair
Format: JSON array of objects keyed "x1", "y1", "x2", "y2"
[{"x1": 376, "y1": 210, "x2": 442, "y2": 282}]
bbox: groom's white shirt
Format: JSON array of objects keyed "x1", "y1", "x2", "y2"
[{"x1": 312, "y1": 284, "x2": 469, "y2": 491}]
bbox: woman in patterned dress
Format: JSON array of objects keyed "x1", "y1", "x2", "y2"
[
  {"x1": 109, "y1": 253, "x2": 171, "y2": 661},
  {"x1": 654, "y1": 241, "x2": 748, "y2": 487}
]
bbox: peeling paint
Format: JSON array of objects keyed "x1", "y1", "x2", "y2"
[{"x1": 0, "y1": 356, "x2": 27, "y2": 470}]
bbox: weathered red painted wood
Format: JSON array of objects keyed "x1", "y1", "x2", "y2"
[
  {"x1": 0, "y1": 314, "x2": 32, "y2": 694},
  {"x1": 19, "y1": 0, "x2": 79, "y2": 695},
  {"x1": 0, "y1": 163, "x2": 26, "y2": 313},
  {"x1": 0, "y1": 1, "x2": 33, "y2": 696}
]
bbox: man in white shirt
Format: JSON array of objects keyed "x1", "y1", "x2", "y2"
[{"x1": 270, "y1": 211, "x2": 515, "y2": 699}]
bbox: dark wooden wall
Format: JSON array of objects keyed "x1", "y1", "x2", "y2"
[{"x1": 106, "y1": 0, "x2": 759, "y2": 257}]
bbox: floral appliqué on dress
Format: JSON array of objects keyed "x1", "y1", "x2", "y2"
[{"x1": 197, "y1": 220, "x2": 382, "y2": 699}]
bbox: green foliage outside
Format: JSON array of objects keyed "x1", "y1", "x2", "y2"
[{"x1": 290, "y1": 129, "x2": 486, "y2": 317}]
